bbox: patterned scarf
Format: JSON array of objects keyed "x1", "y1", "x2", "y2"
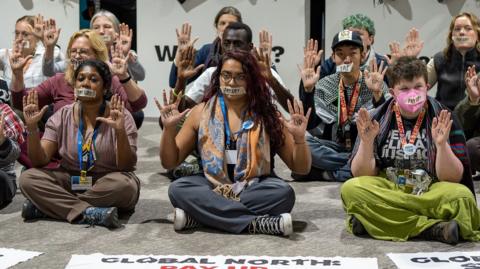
[
  {"x1": 198, "y1": 95, "x2": 271, "y2": 187},
  {"x1": 350, "y1": 96, "x2": 475, "y2": 195}
]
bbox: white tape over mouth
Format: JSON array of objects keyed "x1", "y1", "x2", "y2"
[
  {"x1": 22, "y1": 40, "x2": 30, "y2": 49},
  {"x1": 453, "y1": 36, "x2": 472, "y2": 43},
  {"x1": 70, "y1": 59, "x2": 86, "y2": 70},
  {"x1": 101, "y1": 35, "x2": 112, "y2": 42},
  {"x1": 75, "y1": 87, "x2": 97, "y2": 98},
  {"x1": 336, "y1": 63, "x2": 353, "y2": 73},
  {"x1": 220, "y1": 86, "x2": 247, "y2": 96}
]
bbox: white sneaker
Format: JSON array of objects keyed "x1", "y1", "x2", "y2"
[{"x1": 173, "y1": 208, "x2": 200, "y2": 231}]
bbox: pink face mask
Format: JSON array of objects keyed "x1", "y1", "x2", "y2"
[{"x1": 395, "y1": 88, "x2": 427, "y2": 113}]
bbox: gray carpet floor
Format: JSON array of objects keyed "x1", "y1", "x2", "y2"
[{"x1": 1, "y1": 119, "x2": 479, "y2": 269}]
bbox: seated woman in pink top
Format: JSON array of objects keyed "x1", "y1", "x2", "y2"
[{"x1": 19, "y1": 60, "x2": 139, "y2": 228}]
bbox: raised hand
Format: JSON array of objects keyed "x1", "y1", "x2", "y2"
[
  {"x1": 432, "y1": 110, "x2": 452, "y2": 147},
  {"x1": 176, "y1": 43, "x2": 204, "y2": 80},
  {"x1": 96, "y1": 94, "x2": 125, "y2": 130},
  {"x1": 385, "y1": 41, "x2": 401, "y2": 65},
  {"x1": 465, "y1": 65, "x2": 479, "y2": 103},
  {"x1": 258, "y1": 29, "x2": 273, "y2": 58},
  {"x1": 155, "y1": 89, "x2": 190, "y2": 129},
  {"x1": 118, "y1": 23, "x2": 133, "y2": 56},
  {"x1": 356, "y1": 108, "x2": 379, "y2": 145},
  {"x1": 304, "y1": 38, "x2": 323, "y2": 67},
  {"x1": 176, "y1": 22, "x2": 192, "y2": 50},
  {"x1": 43, "y1": 18, "x2": 61, "y2": 48},
  {"x1": 280, "y1": 99, "x2": 311, "y2": 143},
  {"x1": 254, "y1": 46, "x2": 273, "y2": 81},
  {"x1": 298, "y1": 53, "x2": 320, "y2": 92},
  {"x1": 403, "y1": 28, "x2": 423, "y2": 58},
  {"x1": 33, "y1": 14, "x2": 45, "y2": 40},
  {"x1": 8, "y1": 40, "x2": 32, "y2": 74},
  {"x1": 23, "y1": 91, "x2": 48, "y2": 128},
  {"x1": 108, "y1": 43, "x2": 129, "y2": 78},
  {"x1": 364, "y1": 59, "x2": 387, "y2": 96}
]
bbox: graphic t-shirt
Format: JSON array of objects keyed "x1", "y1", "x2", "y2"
[{"x1": 377, "y1": 114, "x2": 429, "y2": 171}]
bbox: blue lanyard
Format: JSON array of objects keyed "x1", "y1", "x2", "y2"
[
  {"x1": 76, "y1": 103, "x2": 105, "y2": 173},
  {"x1": 218, "y1": 94, "x2": 254, "y2": 148}
]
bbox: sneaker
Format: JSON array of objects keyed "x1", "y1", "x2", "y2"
[
  {"x1": 248, "y1": 213, "x2": 293, "y2": 236},
  {"x1": 173, "y1": 208, "x2": 201, "y2": 231},
  {"x1": 350, "y1": 215, "x2": 367, "y2": 236},
  {"x1": 21, "y1": 199, "x2": 47, "y2": 220},
  {"x1": 79, "y1": 207, "x2": 121, "y2": 228},
  {"x1": 172, "y1": 161, "x2": 201, "y2": 179},
  {"x1": 420, "y1": 220, "x2": 459, "y2": 245}
]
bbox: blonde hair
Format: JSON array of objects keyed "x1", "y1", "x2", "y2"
[
  {"x1": 443, "y1": 12, "x2": 480, "y2": 59},
  {"x1": 65, "y1": 29, "x2": 108, "y2": 85}
]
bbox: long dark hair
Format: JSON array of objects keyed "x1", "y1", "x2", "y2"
[{"x1": 204, "y1": 50, "x2": 284, "y2": 152}]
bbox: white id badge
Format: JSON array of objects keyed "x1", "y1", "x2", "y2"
[
  {"x1": 225, "y1": 150, "x2": 237, "y2": 165},
  {"x1": 71, "y1": 176, "x2": 93, "y2": 191}
]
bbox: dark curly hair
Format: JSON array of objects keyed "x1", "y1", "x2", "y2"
[
  {"x1": 204, "y1": 50, "x2": 284, "y2": 152},
  {"x1": 386, "y1": 56, "x2": 428, "y2": 88},
  {"x1": 73, "y1": 59, "x2": 112, "y2": 100}
]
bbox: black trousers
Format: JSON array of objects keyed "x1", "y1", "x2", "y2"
[{"x1": 0, "y1": 170, "x2": 16, "y2": 209}]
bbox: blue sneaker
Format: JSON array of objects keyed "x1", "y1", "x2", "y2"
[
  {"x1": 79, "y1": 207, "x2": 121, "y2": 228},
  {"x1": 22, "y1": 199, "x2": 47, "y2": 220}
]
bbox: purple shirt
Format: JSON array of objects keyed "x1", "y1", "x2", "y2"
[{"x1": 42, "y1": 103, "x2": 138, "y2": 172}]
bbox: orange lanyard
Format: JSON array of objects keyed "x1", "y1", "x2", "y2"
[
  {"x1": 393, "y1": 103, "x2": 425, "y2": 148},
  {"x1": 339, "y1": 78, "x2": 360, "y2": 126}
]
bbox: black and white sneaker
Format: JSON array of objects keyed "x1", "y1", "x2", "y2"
[
  {"x1": 248, "y1": 213, "x2": 293, "y2": 236},
  {"x1": 173, "y1": 208, "x2": 201, "y2": 231}
]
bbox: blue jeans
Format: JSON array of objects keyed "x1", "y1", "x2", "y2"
[{"x1": 306, "y1": 136, "x2": 353, "y2": 182}]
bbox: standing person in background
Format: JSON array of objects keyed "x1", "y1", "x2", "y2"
[
  {"x1": 168, "y1": 6, "x2": 242, "y2": 89},
  {"x1": 428, "y1": 12, "x2": 480, "y2": 111},
  {"x1": 0, "y1": 15, "x2": 64, "y2": 92}
]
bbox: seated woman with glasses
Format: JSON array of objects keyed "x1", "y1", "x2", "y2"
[
  {"x1": 159, "y1": 50, "x2": 311, "y2": 236},
  {"x1": 9, "y1": 29, "x2": 147, "y2": 168},
  {"x1": 0, "y1": 15, "x2": 65, "y2": 91}
]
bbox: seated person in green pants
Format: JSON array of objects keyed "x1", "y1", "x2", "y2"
[{"x1": 341, "y1": 56, "x2": 480, "y2": 245}]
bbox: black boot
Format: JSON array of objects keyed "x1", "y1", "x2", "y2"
[
  {"x1": 350, "y1": 215, "x2": 367, "y2": 236},
  {"x1": 420, "y1": 220, "x2": 459, "y2": 245}
]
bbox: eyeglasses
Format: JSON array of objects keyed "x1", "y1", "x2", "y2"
[
  {"x1": 70, "y1": 48, "x2": 92, "y2": 57},
  {"x1": 14, "y1": 31, "x2": 32, "y2": 39},
  {"x1": 220, "y1": 71, "x2": 246, "y2": 83}
]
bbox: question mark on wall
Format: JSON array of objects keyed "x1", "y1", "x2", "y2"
[{"x1": 271, "y1": 46, "x2": 284, "y2": 63}]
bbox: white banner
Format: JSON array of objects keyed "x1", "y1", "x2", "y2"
[
  {"x1": 65, "y1": 254, "x2": 378, "y2": 269},
  {"x1": 0, "y1": 248, "x2": 43, "y2": 269},
  {"x1": 388, "y1": 251, "x2": 480, "y2": 269}
]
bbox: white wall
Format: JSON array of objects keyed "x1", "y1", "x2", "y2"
[
  {"x1": 0, "y1": 0, "x2": 79, "y2": 51},
  {"x1": 137, "y1": 0, "x2": 306, "y2": 118},
  {"x1": 325, "y1": 0, "x2": 480, "y2": 59}
]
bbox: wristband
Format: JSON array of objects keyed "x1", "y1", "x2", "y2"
[{"x1": 119, "y1": 75, "x2": 132, "y2": 84}]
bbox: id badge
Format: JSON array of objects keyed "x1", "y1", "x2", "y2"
[
  {"x1": 71, "y1": 175, "x2": 93, "y2": 191},
  {"x1": 225, "y1": 150, "x2": 237, "y2": 165}
]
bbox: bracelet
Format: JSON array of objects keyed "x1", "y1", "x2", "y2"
[
  {"x1": 294, "y1": 140, "x2": 306, "y2": 145},
  {"x1": 119, "y1": 75, "x2": 132, "y2": 84},
  {"x1": 172, "y1": 89, "x2": 182, "y2": 98}
]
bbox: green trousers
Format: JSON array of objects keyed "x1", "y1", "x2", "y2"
[{"x1": 341, "y1": 176, "x2": 480, "y2": 242}]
